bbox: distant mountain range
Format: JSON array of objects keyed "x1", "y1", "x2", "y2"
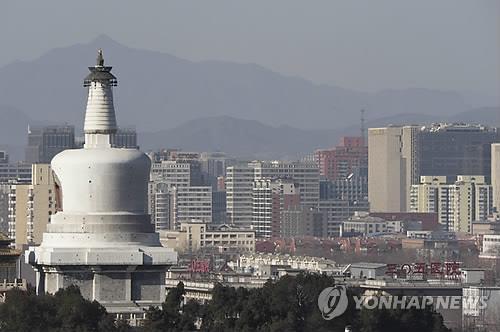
[
  {"x1": 138, "y1": 108, "x2": 500, "y2": 160},
  {"x1": 1, "y1": 105, "x2": 499, "y2": 162},
  {"x1": 0, "y1": 35, "x2": 498, "y2": 160}
]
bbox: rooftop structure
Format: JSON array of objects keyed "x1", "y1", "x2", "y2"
[{"x1": 0, "y1": 232, "x2": 26, "y2": 302}]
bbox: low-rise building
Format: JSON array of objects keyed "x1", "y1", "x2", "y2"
[
  {"x1": 0, "y1": 232, "x2": 26, "y2": 302},
  {"x1": 402, "y1": 231, "x2": 459, "y2": 260},
  {"x1": 472, "y1": 214, "x2": 500, "y2": 235},
  {"x1": 341, "y1": 212, "x2": 387, "y2": 237},
  {"x1": 318, "y1": 199, "x2": 369, "y2": 237},
  {"x1": 348, "y1": 262, "x2": 387, "y2": 279},
  {"x1": 479, "y1": 234, "x2": 500, "y2": 259},
  {"x1": 234, "y1": 253, "x2": 341, "y2": 276},
  {"x1": 460, "y1": 268, "x2": 486, "y2": 285},
  {"x1": 369, "y1": 212, "x2": 439, "y2": 231},
  {"x1": 170, "y1": 186, "x2": 212, "y2": 228},
  {"x1": 472, "y1": 221, "x2": 500, "y2": 235},
  {"x1": 160, "y1": 220, "x2": 255, "y2": 253},
  {"x1": 463, "y1": 286, "x2": 500, "y2": 331},
  {"x1": 166, "y1": 268, "x2": 267, "y2": 304}
]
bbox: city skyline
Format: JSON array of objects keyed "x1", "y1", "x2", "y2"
[{"x1": 1, "y1": 3, "x2": 500, "y2": 331}]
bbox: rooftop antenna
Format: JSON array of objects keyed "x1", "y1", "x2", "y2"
[{"x1": 360, "y1": 109, "x2": 366, "y2": 146}]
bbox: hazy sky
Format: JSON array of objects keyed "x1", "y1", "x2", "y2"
[{"x1": 1, "y1": 0, "x2": 499, "y2": 101}]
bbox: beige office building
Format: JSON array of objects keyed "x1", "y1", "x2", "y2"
[
  {"x1": 368, "y1": 126, "x2": 418, "y2": 212},
  {"x1": 8, "y1": 164, "x2": 56, "y2": 248}
]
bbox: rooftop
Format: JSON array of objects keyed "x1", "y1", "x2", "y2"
[{"x1": 350, "y1": 262, "x2": 387, "y2": 269}]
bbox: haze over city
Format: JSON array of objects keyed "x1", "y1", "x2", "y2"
[
  {"x1": 1, "y1": 1, "x2": 499, "y2": 98},
  {"x1": 0, "y1": 1, "x2": 499, "y2": 331}
]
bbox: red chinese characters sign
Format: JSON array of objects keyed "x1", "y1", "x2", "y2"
[
  {"x1": 188, "y1": 260, "x2": 210, "y2": 273},
  {"x1": 385, "y1": 262, "x2": 460, "y2": 278}
]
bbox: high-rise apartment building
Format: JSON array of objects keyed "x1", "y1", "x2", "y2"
[
  {"x1": 150, "y1": 160, "x2": 191, "y2": 184},
  {"x1": 149, "y1": 159, "x2": 209, "y2": 230},
  {"x1": 410, "y1": 176, "x2": 449, "y2": 227},
  {"x1": 166, "y1": 152, "x2": 204, "y2": 186},
  {"x1": 149, "y1": 161, "x2": 191, "y2": 225},
  {"x1": 491, "y1": 143, "x2": 500, "y2": 211},
  {"x1": 25, "y1": 125, "x2": 75, "y2": 163},
  {"x1": 170, "y1": 186, "x2": 212, "y2": 228},
  {"x1": 227, "y1": 161, "x2": 319, "y2": 230},
  {"x1": 320, "y1": 176, "x2": 368, "y2": 203},
  {"x1": 0, "y1": 152, "x2": 29, "y2": 235},
  {"x1": 252, "y1": 178, "x2": 300, "y2": 238},
  {"x1": 200, "y1": 152, "x2": 231, "y2": 189},
  {"x1": 212, "y1": 191, "x2": 227, "y2": 224},
  {"x1": 252, "y1": 179, "x2": 276, "y2": 238},
  {"x1": 152, "y1": 182, "x2": 172, "y2": 231},
  {"x1": 8, "y1": 164, "x2": 56, "y2": 248},
  {"x1": 315, "y1": 137, "x2": 367, "y2": 181},
  {"x1": 410, "y1": 175, "x2": 493, "y2": 233},
  {"x1": 369, "y1": 124, "x2": 498, "y2": 213},
  {"x1": 250, "y1": 160, "x2": 320, "y2": 206},
  {"x1": 111, "y1": 127, "x2": 138, "y2": 149},
  {"x1": 226, "y1": 165, "x2": 255, "y2": 227},
  {"x1": 0, "y1": 184, "x2": 9, "y2": 234},
  {"x1": 0, "y1": 162, "x2": 32, "y2": 183}
]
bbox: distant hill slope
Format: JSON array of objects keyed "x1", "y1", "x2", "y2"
[
  {"x1": 0, "y1": 35, "x2": 484, "y2": 134},
  {"x1": 140, "y1": 116, "x2": 339, "y2": 160},
  {"x1": 0, "y1": 35, "x2": 497, "y2": 160},
  {"x1": 139, "y1": 108, "x2": 500, "y2": 160},
  {"x1": 448, "y1": 107, "x2": 500, "y2": 125}
]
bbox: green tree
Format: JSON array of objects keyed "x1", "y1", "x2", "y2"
[
  {"x1": 142, "y1": 281, "x2": 198, "y2": 332},
  {"x1": 0, "y1": 285, "x2": 123, "y2": 332}
]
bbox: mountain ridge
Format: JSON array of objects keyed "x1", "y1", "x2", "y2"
[
  {"x1": 0, "y1": 35, "x2": 491, "y2": 132},
  {"x1": 0, "y1": 35, "x2": 498, "y2": 160}
]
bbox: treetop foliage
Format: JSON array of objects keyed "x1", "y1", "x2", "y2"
[{"x1": 0, "y1": 274, "x2": 451, "y2": 332}]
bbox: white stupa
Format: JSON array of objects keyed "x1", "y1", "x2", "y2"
[{"x1": 26, "y1": 50, "x2": 177, "y2": 317}]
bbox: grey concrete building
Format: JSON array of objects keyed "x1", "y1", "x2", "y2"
[
  {"x1": 25, "y1": 125, "x2": 75, "y2": 163},
  {"x1": 226, "y1": 165, "x2": 255, "y2": 228}
]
